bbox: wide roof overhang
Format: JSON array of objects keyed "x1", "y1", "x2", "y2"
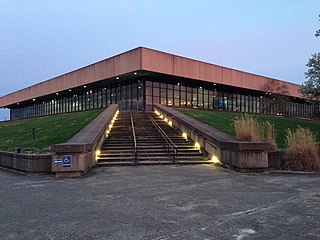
[{"x1": 0, "y1": 47, "x2": 301, "y2": 108}]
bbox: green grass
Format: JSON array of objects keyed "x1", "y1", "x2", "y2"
[
  {"x1": 177, "y1": 109, "x2": 320, "y2": 149},
  {"x1": 0, "y1": 109, "x2": 103, "y2": 153}
]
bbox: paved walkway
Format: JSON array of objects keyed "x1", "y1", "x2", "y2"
[{"x1": 0, "y1": 165, "x2": 320, "y2": 240}]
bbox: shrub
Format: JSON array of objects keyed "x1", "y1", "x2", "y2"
[
  {"x1": 233, "y1": 115, "x2": 276, "y2": 148},
  {"x1": 283, "y1": 126, "x2": 320, "y2": 171}
]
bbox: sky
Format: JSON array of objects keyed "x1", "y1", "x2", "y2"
[{"x1": 0, "y1": 0, "x2": 319, "y2": 120}]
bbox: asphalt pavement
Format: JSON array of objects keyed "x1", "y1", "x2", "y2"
[{"x1": 0, "y1": 165, "x2": 319, "y2": 240}]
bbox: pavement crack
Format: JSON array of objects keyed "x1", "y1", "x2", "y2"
[
  {"x1": 148, "y1": 192, "x2": 319, "y2": 240},
  {"x1": 40, "y1": 221, "x2": 70, "y2": 240}
]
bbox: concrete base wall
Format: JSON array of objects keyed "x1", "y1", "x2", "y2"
[
  {"x1": 222, "y1": 150, "x2": 268, "y2": 172},
  {"x1": 155, "y1": 104, "x2": 274, "y2": 172},
  {"x1": 0, "y1": 105, "x2": 118, "y2": 176},
  {"x1": 0, "y1": 151, "x2": 51, "y2": 173},
  {"x1": 268, "y1": 150, "x2": 286, "y2": 170},
  {"x1": 51, "y1": 104, "x2": 119, "y2": 177}
]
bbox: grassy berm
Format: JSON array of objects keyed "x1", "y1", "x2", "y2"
[
  {"x1": 178, "y1": 109, "x2": 320, "y2": 149},
  {"x1": 0, "y1": 109, "x2": 103, "y2": 153}
]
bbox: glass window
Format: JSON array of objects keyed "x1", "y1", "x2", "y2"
[
  {"x1": 102, "y1": 88, "x2": 106, "y2": 107},
  {"x1": 116, "y1": 85, "x2": 121, "y2": 103},
  {"x1": 160, "y1": 83, "x2": 167, "y2": 105},
  {"x1": 192, "y1": 88, "x2": 197, "y2": 107},
  {"x1": 203, "y1": 89, "x2": 208, "y2": 109},
  {"x1": 168, "y1": 85, "x2": 173, "y2": 106},
  {"x1": 107, "y1": 87, "x2": 111, "y2": 106},
  {"x1": 198, "y1": 87, "x2": 203, "y2": 108},
  {"x1": 111, "y1": 86, "x2": 116, "y2": 104}
]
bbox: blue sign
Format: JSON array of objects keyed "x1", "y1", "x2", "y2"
[
  {"x1": 63, "y1": 155, "x2": 72, "y2": 168},
  {"x1": 53, "y1": 159, "x2": 62, "y2": 164}
]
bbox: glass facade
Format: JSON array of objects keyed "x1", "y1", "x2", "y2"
[
  {"x1": 145, "y1": 80, "x2": 319, "y2": 118},
  {"x1": 11, "y1": 80, "x2": 145, "y2": 120},
  {"x1": 10, "y1": 77, "x2": 320, "y2": 120}
]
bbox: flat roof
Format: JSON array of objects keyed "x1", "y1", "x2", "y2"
[{"x1": 0, "y1": 47, "x2": 301, "y2": 107}]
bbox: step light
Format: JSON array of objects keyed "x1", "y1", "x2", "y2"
[
  {"x1": 106, "y1": 110, "x2": 119, "y2": 137},
  {"x1": 182, "y1": 132, "x2": 188, "y2": 140},
  {"x1": 211, "y1": 155, "x2": 221, "y2": 164},
  {"x1": 106, "y1": 129, "x2": 110, "y2": 137},
  {"x1": 164, "y1": 117, "x2": 168, "y2": 122},
  {"x1": 96, "y1": 150, "x2": 101, "y2": 161},
  {"x1": 168, "y1": 121, "x2": 172, "y2": 127},
  {"x1": 195, "y1": 142, "x2": 200, "y2": 150}
]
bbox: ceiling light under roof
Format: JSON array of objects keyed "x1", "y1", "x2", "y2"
[{"x1": 116, "y1": 77, "x2": 120, "y2": 80}]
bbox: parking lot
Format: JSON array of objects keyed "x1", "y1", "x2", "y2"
[{"x1": 1, "y1": 165, "x2": 320, "y2": 239}]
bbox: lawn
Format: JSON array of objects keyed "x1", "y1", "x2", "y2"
[
  {"x1": 177, "y1": 109, "x2": 320, "y2": 149},
  {"x1": 0, "y1": 109, "x2": 103, "y2": 153}
]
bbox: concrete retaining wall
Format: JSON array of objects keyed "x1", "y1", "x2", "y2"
[
  {"x1": 0, "y1": 151, "x2": 51, "y2": 173},
  {"x1": 0, "y1": 105, "x2": 119, "y2": 176},
  {"x1": 51, "y1": 104, "x2": 119, "y2": 177},
  {"x1": 268, "y1": 150, "x2": 286, "y2": 170},
  {"x1": 155, "y1": 104, "x2": 275, "y2": 172}
]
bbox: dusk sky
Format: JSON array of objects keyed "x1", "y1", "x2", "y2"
[{"x1": 0, "y1": 0, "x2": 319, "y2": 120}]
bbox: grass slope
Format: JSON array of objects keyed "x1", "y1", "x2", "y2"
[
  {"x1": 178, "y1": 109, "x2": 320, "y2": 149},
  {"x1": 0, "y1": 109, "x2": 103, "y2": 153}
]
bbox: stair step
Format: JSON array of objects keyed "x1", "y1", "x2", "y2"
[
  {"x1": 101, "y1": 148, "x2": 199, "y2": 153},
  {"x1": 98, "y1": 111, "x2": 208, "y2": 166},
  {"x1": 99, "y1": 152, "x2": 202, "y2": 158},
  {"x1": 96, "y1": 160, "x2": 213, "y2": 167}
]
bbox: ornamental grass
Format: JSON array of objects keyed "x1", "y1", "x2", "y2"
[
  {"x1": 233, "y1": 115, "x2": 276, "y2": 148},
  {"x1": 282, "y1": 126, "x2": 320, "y2": 172}
]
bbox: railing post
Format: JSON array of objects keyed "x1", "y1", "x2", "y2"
[
  {"x1": 131, "y1": 114, "x2": 138, "y2": 163},
  {"x1": 149, "y1": 114, "x2": 178, "y2": 163}
]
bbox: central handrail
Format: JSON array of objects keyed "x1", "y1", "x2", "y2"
[
  {"x1": 131, "y1": 114, "x2": 138, "y2": 162},
  {"x1": 149, "y1": 115, "x2": 177, "y2": 162}
]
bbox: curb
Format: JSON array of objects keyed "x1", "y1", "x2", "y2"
[{"x1": 267, "y1": 170, "x2": 320, "y2": 176}]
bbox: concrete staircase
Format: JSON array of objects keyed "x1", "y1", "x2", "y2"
[{"x1": 97, "y1": 111, "x2": 211, "y2": 166}]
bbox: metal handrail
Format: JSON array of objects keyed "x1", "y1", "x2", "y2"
[
  {"x1": 149, "y1": 115, "x2": 177, "y2": 162},
  {"x1": 131, "y1": 114, "x2": 138, "y2": 162}
]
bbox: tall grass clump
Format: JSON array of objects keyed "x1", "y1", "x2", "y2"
[
  {"x1": 283, "y1": 126, "x2": 319, "y2": 171},
  {"x1": 233, "y1": 115, "x2": 276, "y2": 148}
]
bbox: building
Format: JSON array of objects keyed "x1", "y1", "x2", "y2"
[{"x1": 0, "y1": 47, "x2": 319, "y2": 120}]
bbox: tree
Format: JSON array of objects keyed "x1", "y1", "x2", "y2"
[
  {"x1": 262, "y1": 79, "x2": 289, "y2": 96},
  {"x1": 300, "y1": 15, "x2": 320, "y2": 102},
  {"x1": 260, "y1": 79, "x2": 290, "y2": 115}
]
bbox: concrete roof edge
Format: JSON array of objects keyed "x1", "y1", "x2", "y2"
[
  {"x1": 0, "y1": 47, "x2": 143, "y2": 100},
  {"x1": 139, "y1": 46, "x2": 301, "y2": 88}
]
